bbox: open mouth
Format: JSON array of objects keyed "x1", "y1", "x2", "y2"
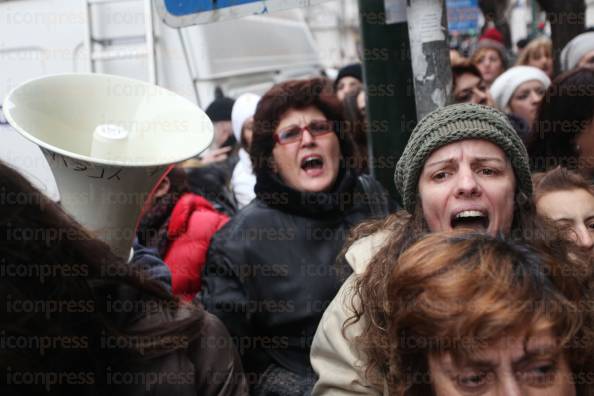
[
  {"x1": 301, "y1": 155, "x2": 324, "y2": 175},
  {"x1": 450, "y1": 210, "x2": 489, "y2": 230}
]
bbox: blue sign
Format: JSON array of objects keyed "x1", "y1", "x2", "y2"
[
  {"x1": 163, "y1": 0, "x2": 262, "y2": 16},
  {"x1": 156, "y1": 0, "x2": 330, "y2": 27},
  {"x1": 446, "y1": 0, "x2": 480, "y2": 34}
]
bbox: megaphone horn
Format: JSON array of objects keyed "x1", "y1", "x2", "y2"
[{"x1": 3, "y1": 73, "x2": 213, "y2": 259}]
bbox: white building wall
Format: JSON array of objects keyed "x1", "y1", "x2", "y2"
[
  {"x1": 509, "y1": 0, "x2": 529, "y2": 52},
  {"x1": 587, "y1": 0, "x2": 594, "y2": 26},
  {"x1": 303, "y1": 0, "x2": 361, "y2": 70}
]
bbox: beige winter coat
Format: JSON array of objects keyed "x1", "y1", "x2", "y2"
[{"x1": 310, "y1": 231, "x2": 390, "y2": 395}]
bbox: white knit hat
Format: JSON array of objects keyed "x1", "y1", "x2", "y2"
[
  {"x1": 560, "y1": 32, "x2": 594, "y2": 72},
  {"x1": 231, "y1": 93, "x2": 261, "y2": 143},
  {"x1": 489, "y1": 66, "x2": 551, "y2": 110}
]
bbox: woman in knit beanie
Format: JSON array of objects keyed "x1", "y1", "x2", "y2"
[
  {"x1": 310, "y1": 103, "x2": 567, "y2": 395},
  {"x1": 490, "y1": 65, "x2": 551, "y2": 131},
  {"x1": 334, "y1": 63, "x2": 363, "y2": 102}
]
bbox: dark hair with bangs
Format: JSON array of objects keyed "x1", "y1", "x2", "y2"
[
  {"x1": 249, "y1": 78, "x2": 352, "y2": 178},
  {"x1": 362, "y1": 231, "x2": 593, "y2": 395}
]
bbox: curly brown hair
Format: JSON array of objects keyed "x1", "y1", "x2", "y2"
[
  {"x1": 377, "y1": 232, "x2": 594, "y2": 395},
  {"x1": 249, "y1": 78, "x2": 353, "y2": 178},
  {"x1": 342, "y1": 194, "x2": 591, "y2": 392},
  {"x1": 470, "y1": 46, "x2": 507, "y2": 70}
]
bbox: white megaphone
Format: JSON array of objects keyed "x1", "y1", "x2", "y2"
[{"x1": 3, "y1": 73, "x2": 213, "y2": 259}]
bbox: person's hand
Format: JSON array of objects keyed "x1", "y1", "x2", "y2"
[{"x1": 197, "y1": 146, "x2": 232, "y2": 166}]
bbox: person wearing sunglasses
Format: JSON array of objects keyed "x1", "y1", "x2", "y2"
[{"x1": 199, "y1": 78, "x2": 393, "y2": 395}]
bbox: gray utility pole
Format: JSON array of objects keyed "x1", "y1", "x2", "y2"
[
  {"x1": 406, "y1": 0, "x2": 452, "y2": 119},
  {"x1": 358, "y1": 0, "x2": 452, "y2": 199}
]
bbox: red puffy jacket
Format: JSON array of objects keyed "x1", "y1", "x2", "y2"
[{"x1": 163, "y1": 193, "x2": 228, "y2": 301}]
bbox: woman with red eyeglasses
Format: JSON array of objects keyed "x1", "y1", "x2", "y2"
[{"x1": 199, "y1": 78, "x2": 394, "y2": 395}]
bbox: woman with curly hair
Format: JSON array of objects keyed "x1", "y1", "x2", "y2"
[
  {"x1": 310, "y1": 103, "x2": 566, "y2": 395},
  {"x1": 380, "y1": 232, "x2": 592, "y2": 395},
  {"x1": 470, "y1": 40, "x2": 508, "y2": 87},
  {"x1": 201, "y1": 78, "x2": 392, "y2": 394}
]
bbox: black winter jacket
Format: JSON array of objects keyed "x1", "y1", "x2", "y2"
[{"x1": 200, "y1": 169, "x2": 393, "y2": 390}]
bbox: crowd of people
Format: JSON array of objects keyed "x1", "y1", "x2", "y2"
[{"x1": 2, "y1": 22, "x2": 594, "y2": 396}]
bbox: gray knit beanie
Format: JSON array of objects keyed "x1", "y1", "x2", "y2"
[{"x1": 394, "y1": 103, "x2": 532, "y2": 213}]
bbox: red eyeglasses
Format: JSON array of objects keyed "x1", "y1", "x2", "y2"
[{"x1": 273, "y1": 119, "x2": 334, "y2": 145}]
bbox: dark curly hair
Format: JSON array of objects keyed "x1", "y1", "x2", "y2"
[
  {"x1": 342, "y1": 195, "x2": 592, "y2": 392},
  {"x1": 249, "y1": 78, "x2": 353, "y2": 178},
  {"x1": 376, "y1": 232, "x2": 594, "y2": 395}
]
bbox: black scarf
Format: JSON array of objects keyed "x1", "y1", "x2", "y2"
[{"x1": 254, "y1": 167, "x2": 358, "y2": 217}]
